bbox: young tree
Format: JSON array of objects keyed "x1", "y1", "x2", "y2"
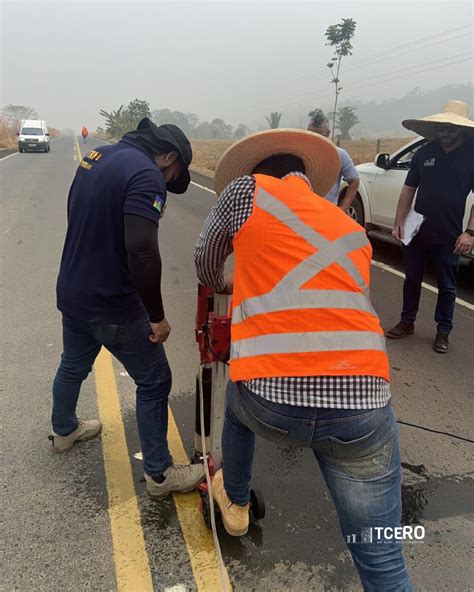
[
  {"x1": 99, "y1": 105, "x2": 130, "y2": 137},
  {"x1": 126, "y1": 99, "x2": 151, "y2": 126},
  {"x1": 2, "y1": 105, "x2": 38, "y2": 129},
  {"x1": 265, "y1": 112, "x2": 282, "y2": 129},
  {"x1": 151, "y1": 109, "x2": 200, "y2": 137},
  {"x1": 209, "y1": 118, "x2": 233, "y2": 139},
  {"x1": 325, "y1": 18, "x2": 356, "y2": 140},
  {"x1": 234, "y1": 123, "x2": 250, "y2": 140},
  {"x1": 328, "y1": 106, "x2": 359, "y2": 140},
  {"x1": 99, "y1": 99, "x2": 151, "y2": 137}
]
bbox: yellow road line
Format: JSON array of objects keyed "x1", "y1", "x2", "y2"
[
  {"x1": 75, "y1": 135, "x2": 82, "y2": 161},
  {"x1": 94, "y1": 348, "x2": 232, "y2": 591},
  {"x1": 94, "y1": 349, "x2": 154, "y2": 592},
  {"x1": 168, "y1": 415, "x2": 232, "y2": 592},
  {"x1": 87, "y1": 131, "x2": 232, "y2": 590}
]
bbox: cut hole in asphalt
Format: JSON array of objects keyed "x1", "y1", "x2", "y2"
[{"x1": 402, "y1": 471, "x2": 474, "y2": 524}]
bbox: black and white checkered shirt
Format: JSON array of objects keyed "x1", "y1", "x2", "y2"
[{"x1": 194, "y1": 173, "x2": 391, "y2": 409}]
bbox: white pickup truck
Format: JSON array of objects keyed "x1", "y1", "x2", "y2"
[{"x1": 340, "y1": 137, "x2": 473, "y2": 264}]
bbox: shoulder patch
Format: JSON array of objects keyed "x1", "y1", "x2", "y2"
[{"x1": 153, "y1": 194, "x2": 166, "y2": 213}]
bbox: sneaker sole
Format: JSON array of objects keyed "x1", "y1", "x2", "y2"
[
  {"x1": 386, "y1": 330, "x2": 414, "y2": 339},
  {"x1": 146, "y1": 481, "x2": 204, "y2": 498},
  {"x1": 433, "y1": 346, "x2": 449, "y2": 354},
  {"x1": 50, "y1": 429, "x2": 102, "y2": 454}
]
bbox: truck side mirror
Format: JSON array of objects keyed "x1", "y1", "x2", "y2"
[
  {"x1": 374, "y1": 153, "x2": 390, "y2": 169},
  {"x1": 46, "y1": 133, "x2": 50, "y2": 136},
  {"x1": 16, "y1": 132, "x2": 20, "y2": 136}
]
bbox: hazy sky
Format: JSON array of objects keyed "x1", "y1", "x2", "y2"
[{"x1": 1, "y1": 0, "x2": 473, "y2": 132}]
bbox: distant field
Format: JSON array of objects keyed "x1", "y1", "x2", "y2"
[
  {"x1": 190, "y1": 137, "x2": 416, "y2": 176},
  {"x1": 0, "y1": 117, "x2": 17, "y2": 148},
  {"x1": 190, "y1": 139, "x2": 234, "y2": 176}
]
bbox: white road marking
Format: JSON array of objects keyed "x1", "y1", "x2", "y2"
[
  {"x1": 0, "y1": 152, "x2": 19, "y2": 162},
  {"x1": 372, "y1": 260, "x2": 473, "y2": 311},
  {"x1": 190, "y1": 180, "x2": 216, "y2": 195}
]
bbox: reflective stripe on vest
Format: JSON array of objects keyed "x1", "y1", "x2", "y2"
[
  {"x1": 232, "y1": 331, "x2": 387, "y2": 359},
  {"x1": 232, "y1": 188, "x2": 376, "y2": 326}
]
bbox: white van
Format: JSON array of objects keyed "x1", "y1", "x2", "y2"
[{"x1": 18, "y1": 120, "x2": 50, "y2": 153}]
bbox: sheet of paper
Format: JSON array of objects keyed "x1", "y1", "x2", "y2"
[{"x1": 401, "y1": 209, "x2": 425, "y2": 246}]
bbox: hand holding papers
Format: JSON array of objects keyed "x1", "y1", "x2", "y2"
[{"x1": 401, "y1": 209, "x2": 425, "y2": 246}]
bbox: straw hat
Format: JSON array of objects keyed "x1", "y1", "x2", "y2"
[
  {"x1": 214, "y1": 128, "x2": 340, "y2": 196},
  {"x1": 402, "y1": 100, "x2": 474, "y2": 140}
]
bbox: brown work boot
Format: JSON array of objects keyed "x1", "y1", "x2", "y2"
[
  {"x1": 212, "y1": 469, "x2": 249, "y2": 536},
  {"x1": 386, "y1": 321, "x2": 415, "y2": 339},
  {"x1": 433, "y1": 333, "x2": 449, "y2": 353}
]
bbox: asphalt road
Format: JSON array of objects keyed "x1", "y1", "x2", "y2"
[{"x1": 1, "y1": 136, "x2": 473, "y2": 592}]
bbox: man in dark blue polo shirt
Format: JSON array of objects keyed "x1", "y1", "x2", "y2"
[
  {"x1": 387, "y1": 101, "x2": 474, "y2": 352},
  {"x1": 51, "y1": 118, "x2": 204, "y2": 496}
]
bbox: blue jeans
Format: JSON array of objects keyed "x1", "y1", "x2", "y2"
[
  {"x1": 52, "y1": 315, "x2": 173, "y2": 476},
  {"x1": 222, "y1": 381, "x2": 412, "y2": 592},
  {"x1": 82, "y1": 136, "x2": 87, "y2": 144},
  {"x1": 401, "y1": 241, "x2": 460, "y2": 334}
]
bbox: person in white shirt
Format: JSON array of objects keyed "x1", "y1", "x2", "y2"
[{"x1": 308, "y1": 112, "x2": 360, "y2": 210}]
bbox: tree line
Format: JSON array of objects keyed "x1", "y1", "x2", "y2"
[
  {"x1": 98, "y1": 99, "x2": 251, "y2": 141},
  {"x1": 98, "y1": 99, "x2": 360, "y2": 141}
]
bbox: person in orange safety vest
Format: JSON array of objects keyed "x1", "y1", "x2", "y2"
[
  {"x1": 81, "y1": 126, "x2": 88, "y2": 144},
  {"x1": 194, "y1": 129, "x2": 412, "y2": 592}
]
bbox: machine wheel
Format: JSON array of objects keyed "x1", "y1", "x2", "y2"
[
  {"x1": 201, "y1": 491, "x2": 212, "y2": 529},
  {"x1": 249, "y1": 488, "x2": 265, "y2": 520}
]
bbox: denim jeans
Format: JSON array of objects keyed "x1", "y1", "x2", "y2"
[
  {"x1": 222, "y1": 381, "x2": 412, "y2": 592},
  {"x1": 52, "y1": 315, "x2": 173, "y2": 476},
  {"x1": 401, "y1": 241, "x2": 460, "y2": 334}
]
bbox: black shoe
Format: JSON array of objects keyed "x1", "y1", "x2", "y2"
[
  {"x1": 386, "y1": 322, "x2": 415, "y2": 339},
  {"x1": 433, "y1": 333, "x2": 449, "y2": 353}
]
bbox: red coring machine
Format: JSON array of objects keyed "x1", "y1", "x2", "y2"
[{"x1": 193, "y1": 283, "x2": 265, "y2": 528}]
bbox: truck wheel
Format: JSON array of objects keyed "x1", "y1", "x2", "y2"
[{"x1": 345, "y1": 195, "x2": 365, "y2": 227}]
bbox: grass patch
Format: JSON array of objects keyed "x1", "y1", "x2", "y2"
[{"x1": 189, "y1": 137, "x2": 416, "y2": 175}]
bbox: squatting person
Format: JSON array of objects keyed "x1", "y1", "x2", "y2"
[{"x1": 195, "y1": 128, "x2": 412, "y2": 591}]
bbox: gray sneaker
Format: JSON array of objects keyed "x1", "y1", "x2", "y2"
[
  {"x1": 49, "y1": 419, "x2": 102, "y2": 453},
  {"x1": 145, "y1": 463, "x2": 205, "y2": 497}
]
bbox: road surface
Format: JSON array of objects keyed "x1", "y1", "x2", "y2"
[{"x1": 1, "y1": 136, "x2": 473, "y2": 591}]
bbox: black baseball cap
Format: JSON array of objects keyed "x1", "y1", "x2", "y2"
[{"x1": 136, "y1": 118, "x2": 193, "y2": 194}]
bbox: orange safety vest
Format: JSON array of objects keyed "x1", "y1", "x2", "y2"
[
  {"x1": 229, "y1": 174, "x2": 390, "y2": 382},
  {"x1": 81, "y1": 127, "x2": 88, "y2": 137}
]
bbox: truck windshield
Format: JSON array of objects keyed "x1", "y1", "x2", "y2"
[{"x1": 21, "y1": 128, "x2": 44, "y2": 135}]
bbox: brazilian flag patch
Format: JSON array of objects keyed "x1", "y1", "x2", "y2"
[{"x1": 153, "y1": 194, "x2": 166, "y2": 213}]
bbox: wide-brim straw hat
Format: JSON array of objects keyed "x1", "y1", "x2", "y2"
[
  {"x1": 214, "y1": 128, "x2": 341, "y2": 196},
  {"x1": 402, "y1": 100, "x2": 474, "y2": 141}
]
